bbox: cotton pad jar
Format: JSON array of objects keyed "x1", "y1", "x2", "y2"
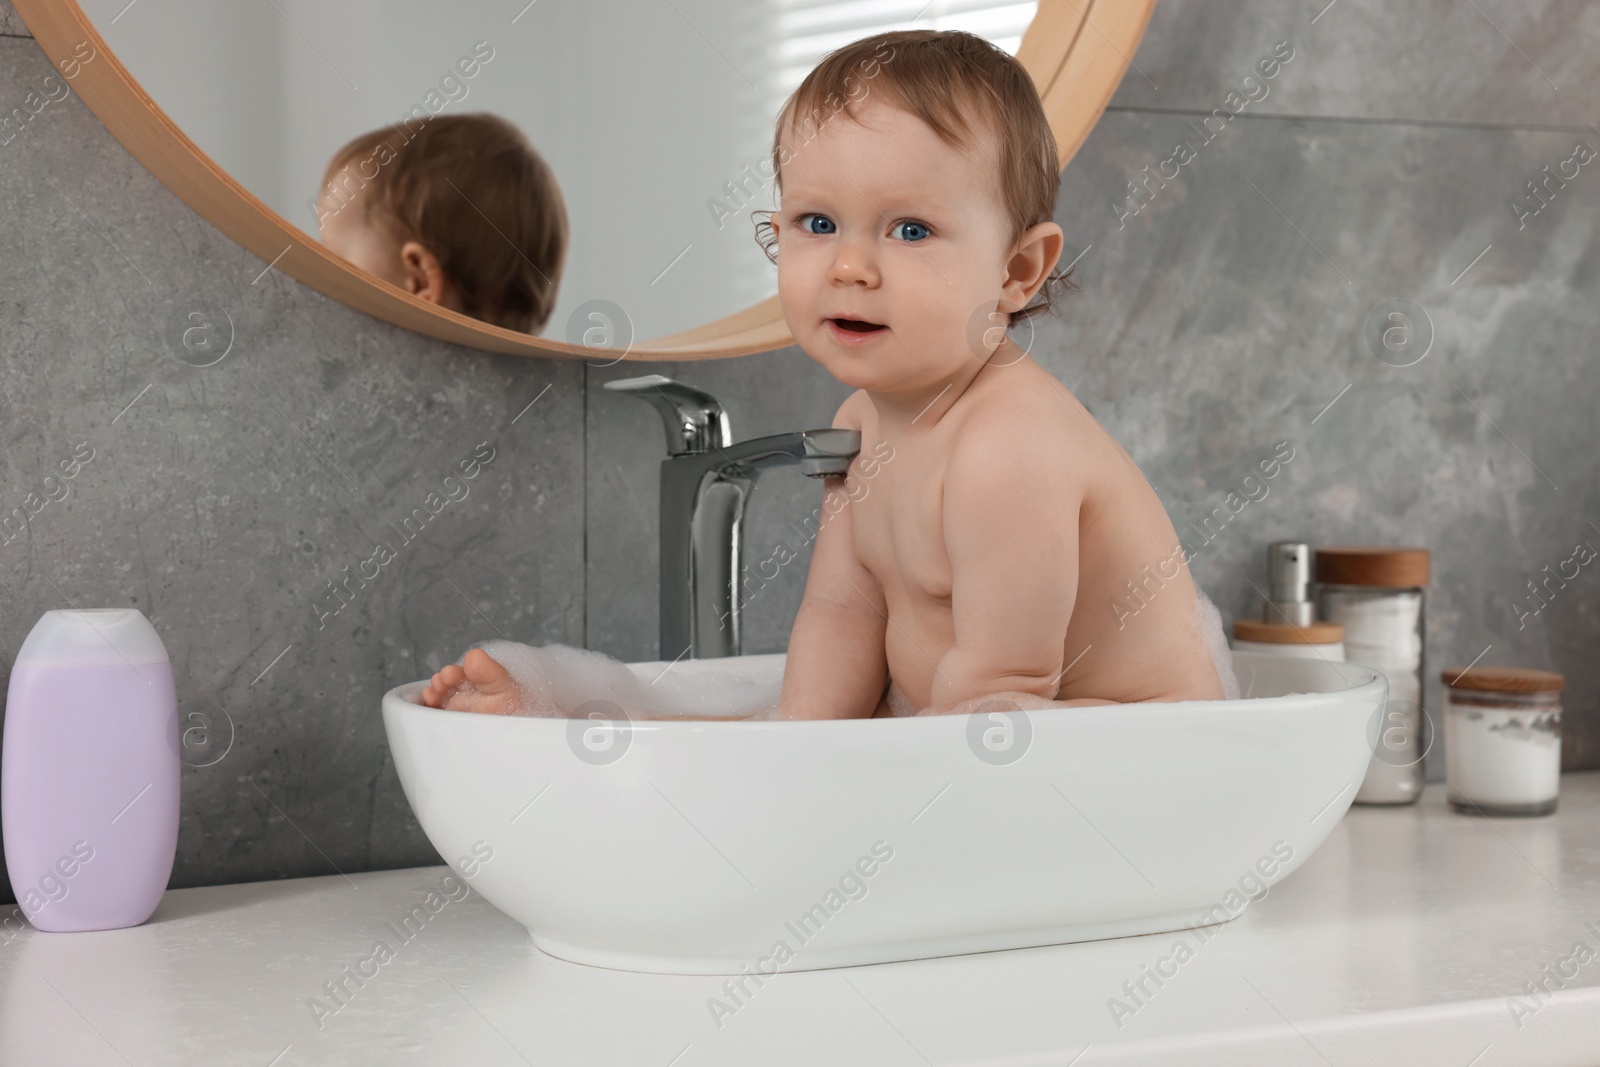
[
  {"x1": 1441, "y1": 666, "x2": 1562, "y2": 816},
  {"x1": 1315, "y1": 546, "x2": 1431, "y2": 806}
]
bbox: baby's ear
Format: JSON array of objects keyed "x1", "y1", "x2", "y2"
[
  {"x1": 398, "y1": 240, "x2": 452, "y2": 304},
  {"x1": 1001, "y1": 222, "x2": 1065, "y2": 310}
]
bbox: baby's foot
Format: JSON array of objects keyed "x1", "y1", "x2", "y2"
[{"x1": 420, "y1": 648, "x2": 526, "y2": 716}]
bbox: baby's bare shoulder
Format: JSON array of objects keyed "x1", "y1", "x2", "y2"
[
  {"x1": 947, "y1": 368, "x2": 1091, "y2": 489},
  {"x1": 832, "y1": 389, "x2": 869, "y2": 430}
]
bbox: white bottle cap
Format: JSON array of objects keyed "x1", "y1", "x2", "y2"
[{"x1": 13, "y1": 609, "x2": 170, "y2": 668}]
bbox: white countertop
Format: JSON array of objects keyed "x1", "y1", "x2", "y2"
[{"x1": 4, "y1": 776, "x2": 1600, "y2": 1066}]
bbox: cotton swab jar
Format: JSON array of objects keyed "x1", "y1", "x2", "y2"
[
  {"x1": 1315, "y1": 546, "x2": 1431, "y2": 806},
  {"x1": 1441, "y1": 666, "x2": 1562, "y2": 816}
]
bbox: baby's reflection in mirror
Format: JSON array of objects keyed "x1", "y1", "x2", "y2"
[{"x1": 314, "y1": 112, "x2": 567, "y2": 334}]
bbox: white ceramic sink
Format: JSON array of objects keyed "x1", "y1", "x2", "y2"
[{"x1": 381, "y1": 651, "x2": 1385, "y2": 975}]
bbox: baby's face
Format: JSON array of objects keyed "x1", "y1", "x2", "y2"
[{"x1": 773, "y1": 97, "x2": 1018, "y2": 393}]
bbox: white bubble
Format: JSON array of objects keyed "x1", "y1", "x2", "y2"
[
  {"x1": 1191, "y1": 585, "x2": 1241, "y2": 700},
  {"x1": 469, "y1": 640, "x2": 783, "y2": 719}
]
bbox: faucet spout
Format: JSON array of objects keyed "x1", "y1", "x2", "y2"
[
  {"x1": 605, "y1": 377, "x2": 860, "y2": 660},
  {"x1": 713, "y1": 428, "x2": 861, "y2": 478},
  {"x1": 602, "y1": 374, "x2": 731, "y2": 455}
]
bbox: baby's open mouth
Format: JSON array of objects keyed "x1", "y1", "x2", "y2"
[{"x1": 830, "y1": 317, "x2": 886, "y2": 334}]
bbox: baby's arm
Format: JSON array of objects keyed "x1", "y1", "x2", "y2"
[
  {"x1": 777, "y1": 403, "x2": 890, "y2": 719},
  {"x1": 927, "y1": 416, "x2": 1084, "y2": 711}
]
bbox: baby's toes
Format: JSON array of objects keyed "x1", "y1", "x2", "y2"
[{"x1": 420, "y1": 664, "x2": 468, "y2": 708}]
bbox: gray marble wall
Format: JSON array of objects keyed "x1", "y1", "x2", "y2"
[
  {"x1": 0, "y1": 11, "x2": 584, "y2": 903},
  {"x1": 2, "y1": 0, "x2": 1598, "y2": 905},
  {"x1": 1078, "y1": 0, "x2": 1600, "y2": 775}
]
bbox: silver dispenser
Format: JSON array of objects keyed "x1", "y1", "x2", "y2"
[{"x1": 1264, "y1": 541, "x2": 1315, "y2": 626}]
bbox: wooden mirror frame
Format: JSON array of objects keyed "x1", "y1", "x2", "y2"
[{"x1": 16, "y1": 0, "x2": 1156, "y2": 361}]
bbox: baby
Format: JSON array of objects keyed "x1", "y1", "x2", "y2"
[
  {"x1": 315, "y1": 112, "x2": 568, "y2": 334},
  {"x1": 421, "y1": 29, "x2": 1237, "y2": 720}
]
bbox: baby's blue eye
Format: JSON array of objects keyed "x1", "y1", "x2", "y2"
[
  {"x1": 798, "y1": 213, "x2": 836, "y2": 235},
  {"x1": 892, "y1": 220, "x2": 931, "y2": 242}
]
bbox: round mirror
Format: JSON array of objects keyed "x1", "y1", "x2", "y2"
[{"x1": 16, "y1": 0, "x2": 1155, "y2": 359}]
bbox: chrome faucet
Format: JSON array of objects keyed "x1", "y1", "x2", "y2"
[{"x1": 604, "y1": 374, "x2": 860, "y2": 660}]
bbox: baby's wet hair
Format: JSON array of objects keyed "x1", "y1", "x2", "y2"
[
  {"x1": 322, "y1": 113, "x2": 568, "y2": 334},
  {"x1": 759, "y1": 29, "x2": 1078, "y2": 327}
]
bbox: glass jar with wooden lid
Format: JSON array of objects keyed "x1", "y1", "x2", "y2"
[
  {"x1": 1442, "y1": 666, "x2": 1562, "y2": 816},
  {"x1": 1315, "y1": 546, "x2": 1431, "y2": 805}
]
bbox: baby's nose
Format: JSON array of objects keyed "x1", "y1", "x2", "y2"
[{"x1": 829, "y1": 242, "x2": 879, "y2": 285}]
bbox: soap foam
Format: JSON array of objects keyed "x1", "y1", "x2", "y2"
[
  {"x1": 475, "y1": 639, "x2": 648, "y2": 717},
  {"x1": 469, "y1": 591, "x2": 1241, "y2": 719},
  {"x1": 471, "y1": 639, "x2": 783, "y2": 719},
  {"x1": 1192, "y1": 585, "x2": 1241, "y2": 701},
  {"x1": 637, "y1": 655, "x2": 785, "y2": 718}
]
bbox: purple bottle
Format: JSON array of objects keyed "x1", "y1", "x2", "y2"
[{"x1": 3, "y1": 609, "x2": 179, "y2": 931}]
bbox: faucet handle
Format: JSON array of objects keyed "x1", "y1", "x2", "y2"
[{"x1": 603, "y1": 374, "x2": 732, "y2": 456}]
